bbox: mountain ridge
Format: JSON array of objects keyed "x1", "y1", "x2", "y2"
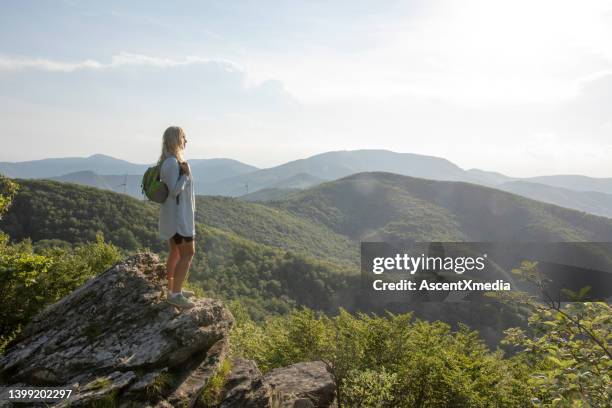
[{"x1": 3, "y1": 150, "x2": 612, "y2": 218}]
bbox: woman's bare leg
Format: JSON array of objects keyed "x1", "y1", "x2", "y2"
[
  {"x1": 173, "y1": 240, "x2": 195, "y2": 293},
  {"x1": 166, "y1": 239, "x2": 180, "y2": 293}
]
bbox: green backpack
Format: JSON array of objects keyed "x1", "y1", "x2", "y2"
[{"x1": 141, "y1": 164, "x2": 169, "y2": 203}]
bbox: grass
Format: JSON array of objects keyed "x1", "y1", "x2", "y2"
[
  {"x1": 83, "y1": 377, "x2": 118, "y2": 408},
  {"x1": 85, "y1": 377, "x2": 113, "y2": 391},
  {"x1": 198, "y1": 358, "x2": 233, "y2": 406},
  {"x1": 144, "y1": 371, "x2": 174, "y2": 400}
]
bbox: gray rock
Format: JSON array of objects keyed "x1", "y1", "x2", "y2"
[
  {"x1": 167, "y1": 336, "x2": 230, "y2": 407},
  {"x1": 219, "y1": 357, "x2": 272, "y2": 408},
  {"x1": 219, "y1": 360, "x2": 337, "y2": 408},
  {"x1": 125, "y1": 368, "x2": 168, "y2": 395},
  {"x1": 264, "y1": 361, "x2": 336, "y2": 408},
  {"x1": 0, "y1": 253, "x2": 234, "y2": 407},
  {"x1": 56, "y1": 371, "x2": 137, "y2": 407}
]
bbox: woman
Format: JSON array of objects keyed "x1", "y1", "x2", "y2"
[{"x1": 158, "y1": 126, "x2": 196, "y2": 309}]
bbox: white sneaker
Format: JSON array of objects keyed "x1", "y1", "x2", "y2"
[
  {"x1": 182, "y1": 289, "x2": 196, "y2": 298},
  {"x1": 166, "y1": 293, "x2": 195, "y2": 309}
]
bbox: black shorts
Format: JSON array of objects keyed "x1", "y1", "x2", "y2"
[{"x1": 171, "y1": 233, "x2": 194, "y2": 245}]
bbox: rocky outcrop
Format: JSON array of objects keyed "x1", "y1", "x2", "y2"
[
  {"x1": 0, "y1": 253, "x2": 233, "y2": 407},
  {"x1": 0, "y1": 253, "x2": 337, "y2": 407}
]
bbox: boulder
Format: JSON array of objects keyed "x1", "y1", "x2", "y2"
[
  {"x1": 219, "y1": 359, "x2": 337, "y2": 408},
  {"x1": 264, "y1": 361, "x2": 336, "y2": 408},
  {"x1": 219, "y1": 358, "x2": 271, "y2": 408}
]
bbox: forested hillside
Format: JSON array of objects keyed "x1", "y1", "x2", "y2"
[
  {"x1": 272, "y1": 172, "x2": 612, "y2": 242},
  {"x1": 1, "y1": 179, "x2": 161, "y2": 250},
  {"x1": 196, "y1": 196, "x2": 358, "y2": 265}
]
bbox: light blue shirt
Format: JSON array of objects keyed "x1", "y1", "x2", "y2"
[{"x1": 158, "y1": 157, "x2": 196, "y2": 240}]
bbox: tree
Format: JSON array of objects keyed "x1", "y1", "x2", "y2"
[
  {"x1": 0, "y1": 175, "x2": 18, "y2": 219},
  {"x1": 499, "y1": 261, "x2": 611, "y2": 407}
]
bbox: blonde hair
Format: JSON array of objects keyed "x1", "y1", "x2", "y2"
[{"x1": 158, "y1": 126, "x2": 185, "y2": 164}]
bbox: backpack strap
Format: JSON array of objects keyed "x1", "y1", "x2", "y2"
[{"x1": 176, "y1": 160, "x2": 185, "y2": 205}]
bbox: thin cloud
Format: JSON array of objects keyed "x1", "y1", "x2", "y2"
[{"x1": 0, "y1": 53, "x2": 242, "y2": 73}]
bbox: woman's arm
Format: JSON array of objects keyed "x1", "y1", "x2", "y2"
[{"x1": 161, "y1": 158, "x2": 188, "y2": 198}]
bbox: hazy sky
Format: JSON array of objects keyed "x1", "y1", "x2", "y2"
[{"x1": 1, "y1": 0, "x2": 611, "y2": 176}]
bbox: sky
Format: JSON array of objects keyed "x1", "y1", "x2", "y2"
[{"x1": 0, "y1": 0, "x2": 611, "y2": 177}]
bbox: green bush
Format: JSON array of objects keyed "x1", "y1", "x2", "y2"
[
  {"x1": 341, "y1": 368, "x2": 398, "y2": 407},
  {"x1": 231, "y1": 307, "x2": 532, "y2": 407},
  {"x1": 0, "y1": 232, "x2": 121, "y2": 350}
]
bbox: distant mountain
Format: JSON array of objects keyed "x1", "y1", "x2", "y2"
[
  {"x1": 203, "y1": 150, "x2": 475, "y2": 196},
  {"x1": 466, "y1": 168, "x2": 515, "y2": 185},
  {"x1": 467, "y1": 169, "x2": 612, "y2": 195},
  {"x1": 0, "y1": 154, "x2": 146, "y2": 179},
  {"x1": 497, "y1": 181, "x2": 612, "y2": 219},
  {"x1": 465, "y1": 171, "x2": 612, "y2": 217},
  {"x1": 185, "y1": 158, "x2": 259, "y2": 185},
  {"x1": 1, "y1": 155, "x2": 258, "y2": 199},
  {"x1": 50, "y1": 171, "x2": 144, "y2": 198},
  {"x1": 0, "y1": 154, "x2": 256, "y2": 181},
  {"x1": 206, "y1": 151, "x2": 612, "y2": 215},
  {"x1": 50, "y1": 170, "x2": 113, "y2": 190},
  {"x1": 3, "y1": 151, "x2": 611, "y2": 218},
  {"x1": 524, "y1": 175, "x2": 612, "y2": 195}
]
